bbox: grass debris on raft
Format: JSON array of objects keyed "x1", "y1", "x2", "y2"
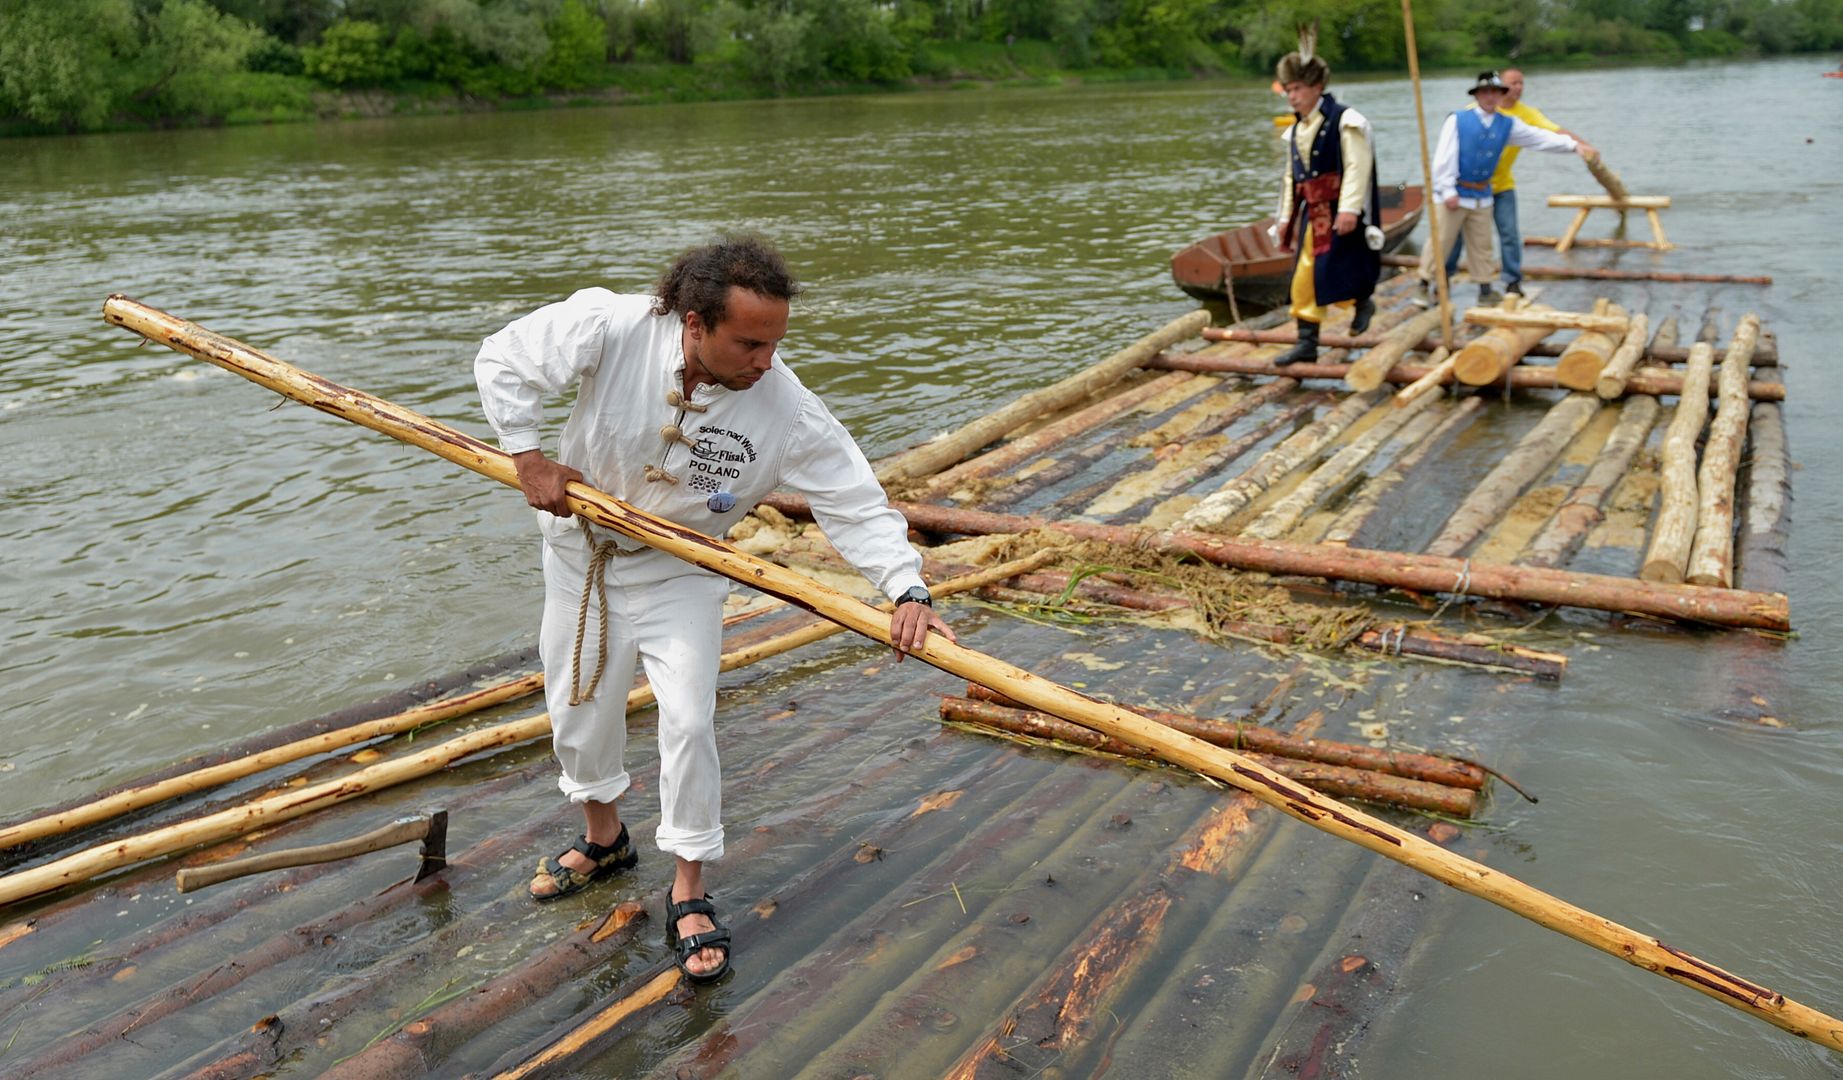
[{"x1": 980, "y1": 532, "x2": 1372, "y2": 651}]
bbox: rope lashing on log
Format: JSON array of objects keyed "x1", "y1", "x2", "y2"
[{"x1": 101, "y1": 296, "x2": 1837, "y2": 1053}]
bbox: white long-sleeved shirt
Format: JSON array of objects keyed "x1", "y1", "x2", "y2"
[
  {"x1": 1431, "y1": 106, "x2": 1578, "y2": 208},
  {"x1": 1276, "y1": 100, "x2": 1376, "y2": 227},
  {"x1": 475, "y1": 288, "x2": 925, "y2": 599}
]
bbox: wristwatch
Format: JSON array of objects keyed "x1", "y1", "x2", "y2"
[{"x1": 896, "y1": 586, "x2": 933, "y2": 608}]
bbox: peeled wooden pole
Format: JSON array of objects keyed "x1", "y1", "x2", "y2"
[
  {"x1": 1179, "y1": 390, "x2": 1386, "y2": 531},
  {"x1": 963, "y1": 684, "x2": 1487, "y2": 788},
  {"x1": 1204, "y1": 324, "x2": 1778, "y2": 366},
  {"x1": 1557, "y1": 303, "x2": 1628, "y2": 391},
  {"x1": 1642, "y1": 342, "x2": 1718, "y2": 583},
  {"x1": 1454, "y1": 306, "x2": 1554, "y2": 386},
  {"x1": 1399, "y1": 0, "x2": 1453, "y2": 347},
  {"x1": 922, "y1": 371, "x2": 1196, "y2": 492},
  {"x1": 0, "y1": 672, "x2": 540, "y2": 855},
  {"x1": 101, "y1": 296, "x2": 1833, "y2": 1051},
  {"x1": 877, "y1": 309, "x2": 1209, "y2": 483},
  {"x1": 1466, "y1": 307, "x2": 1630, "y2": 335},
  {"x1": 1594, "y1": 312, "x2": 1653, "y2": 399},
  {"x1": 1345, "y1": 308, "x2": 1443, "y2": 392},
  {"x1": 1687, "y1": 315, "x2": 1762, "y2": 586},
  {"x1": 941, "y1": 697, "x2": 1477, "y2": 817},
  {"x1": 1393, "y1": 346, "x2": 1453, "y2": 409}
]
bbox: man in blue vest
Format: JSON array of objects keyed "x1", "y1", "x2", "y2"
[
  {"x1": 1269, "y1": 33, "x2": 1382, "y2": 366},
  {"x1": 1414, "y1": 71, "x2": 1593, "y2": 307}
]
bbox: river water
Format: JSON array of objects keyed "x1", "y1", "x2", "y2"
[{"x1": 2, "y1": 57, "x2": 1841, "y2": 1076}]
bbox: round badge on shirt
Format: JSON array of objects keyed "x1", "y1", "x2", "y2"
[{"x1": 707, "y1": 491, "x2": 736, "y2": 513}]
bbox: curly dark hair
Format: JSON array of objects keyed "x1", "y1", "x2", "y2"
[{"x1": 651, "y1": 235, "x2": 801, "y2": 327}]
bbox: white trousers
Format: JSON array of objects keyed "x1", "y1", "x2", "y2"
[{"x1": 539, "y1": 529, "x2": 730, "y2": 863}]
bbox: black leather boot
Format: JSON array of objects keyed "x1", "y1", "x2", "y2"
[
  {"x1": 1272, "y1": 321, "x2": 1319, "y2": 366},
  {"x1": 1350, "y1": 295, "x2": 1376, "y2": 334}
]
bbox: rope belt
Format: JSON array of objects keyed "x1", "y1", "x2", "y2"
[{"x1": 568, "y1": 518, "x2": 642, "y2": 706}]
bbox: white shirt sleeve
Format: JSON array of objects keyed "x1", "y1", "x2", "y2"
[
  {"x1": 474, "y1": 288, "x2": 632, "y2": 455},
  {"x1": 1506, "y1": 116, "x2": 1578, "y2": 153},
  {"x1": 1431, "y1": 113, "x2": 1460, "y2": 203},
  {"x1": 778, "y1": 393, "x2": 925, "y2": 600},
  {"x1": 1337, "y1": 109, "x2": 1374, "y2": 216}
]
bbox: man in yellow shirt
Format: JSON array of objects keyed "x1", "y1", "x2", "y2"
[{"x1": 1443, "y1": 68, "x2": 1585, "y2": 296}]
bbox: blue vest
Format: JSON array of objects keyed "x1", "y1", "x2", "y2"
[{"x1": 1454, "y1": 108, "x2": 1512, "y2": 198}]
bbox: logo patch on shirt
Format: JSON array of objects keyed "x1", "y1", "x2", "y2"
[{"x1": 687, "y1": 426, "x2": 758, "y2": 493}]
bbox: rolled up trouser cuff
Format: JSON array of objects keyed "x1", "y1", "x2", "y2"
[
  {"x1": 655, "y1": 824, "x2": 725, "y2": 864},
  {"x1": 559, "y1": 769, "x2": 632, "y2": 805}
]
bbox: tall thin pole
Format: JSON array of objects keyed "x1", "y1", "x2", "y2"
[{"x1": 1401, "y1": 0, "x2": 1454, "y2": 348}]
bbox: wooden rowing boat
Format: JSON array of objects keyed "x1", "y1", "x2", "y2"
[{"x1": 1171, "y1": 183, "x2": 1425, "y2": 306}]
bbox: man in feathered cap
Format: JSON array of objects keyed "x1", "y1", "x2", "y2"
[{"x1": 1269, "y1": 25, "x2": 1382, "y2": 366}]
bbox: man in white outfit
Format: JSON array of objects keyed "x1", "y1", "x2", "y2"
[
  {"x1": 1413, "y1": 71, "x2": 1595, "y2": 306},
  {"x1": 476, "y1": 237, "x2": 954, "y2": 982}
]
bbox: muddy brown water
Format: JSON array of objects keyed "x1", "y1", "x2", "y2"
[{"x1": 2, "y1": 58, "x2": 1841, "y2": 1077}]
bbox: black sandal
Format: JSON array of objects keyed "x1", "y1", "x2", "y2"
[
  {"x1": 665, "y1": 891, "x2": 732, "y2": 983},
  {"x1": 528, "y1": 826, "x2": 637, "y2": 902}
]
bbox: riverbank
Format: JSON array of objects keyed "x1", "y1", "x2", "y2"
[{"x1": 4, "y1": 43, "x2": 1830, "y2": 140}]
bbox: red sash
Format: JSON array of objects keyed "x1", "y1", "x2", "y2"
[{"x1": 1294, "y1": 172, "x2": 1342, "y2": 256}]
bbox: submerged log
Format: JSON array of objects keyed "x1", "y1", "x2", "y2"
[
  {"x1": 1179, "y1": 390, "x2": 1387, "y2": 531},
  {"x1": 1345, "y1": 308, "x2": 1444, "y2": 392},
  {"x1": 943, "y1": 791, "x2": 1280, "y2": 1079},
  {"x1": 1521, "y1": 395, "x2": 1662, "y2": 570},
  {"x1": 962, "y1": 685, "x2": 1488, "y2": 787},
  {"x1": 1426, "y1": 394, "x2": 1603, "y2": 558},
  {"x1": 1148, "y1": 350, "x2": 1784, "y2": 402},
  {"x1": 1688, "y1": 315, "x2": 1762, "y2": 587},
  {"x1": 1321, "y1": 398, "x2": 1483, "y2": 546},
  {"x1": 764, "y1": 495, "x2": 1789, "y2": 629},
  {"x1": 877, "y1": 310, "x2": 1209, "y2": 483},
  {"x1": 501, "y1": 754, "x2": 1108, "y2": 1078},
  {"x1": 1736, "y1": 389, "x2": 1791, "y2": 596},
  {"x1": 1641, "y1": 341, "x2": 1719, "y2": 583},
  {"x1": 1243, "y1": 389, "x2": 1439, "y2": 540},
  {"x1": 107, "y1": 297, "x2": 1831, "y2": 1051}
]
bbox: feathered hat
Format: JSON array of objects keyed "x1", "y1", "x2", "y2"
[{"x1": 1276, "y1": 22, "x2": 1329, "y2": 87}]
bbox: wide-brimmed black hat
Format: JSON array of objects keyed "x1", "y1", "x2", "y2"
[{"x1": 1467, "y1": 71, "x2": 1509, "y2": 95}]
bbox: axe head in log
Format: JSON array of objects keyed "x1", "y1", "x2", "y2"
[{"x1": 414, "y1": 809, "x2": 448, "y2": 882}]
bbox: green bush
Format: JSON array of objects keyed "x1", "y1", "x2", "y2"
[{"x1": 304, "y1": 20, "x2": 395, "y2": 86}]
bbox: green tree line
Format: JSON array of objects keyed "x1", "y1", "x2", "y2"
[{"x1": 3, "y1": 0, "x2": 1838, "y2": 133}]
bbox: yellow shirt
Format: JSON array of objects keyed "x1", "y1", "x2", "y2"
[{"x1": 1492, "y1": 101, "x2": 1560, "y2": 192}]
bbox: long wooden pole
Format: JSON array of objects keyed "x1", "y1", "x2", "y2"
[
  {"x1": 98, "y1": 296, "x2": 1837, "y2": 1052},
  {"x1": 1400, "y1": 0, "x2": 1452, "y2": 346},
  {"x1": 0, "y1": 673, "x2": 542, "y2": 854}
]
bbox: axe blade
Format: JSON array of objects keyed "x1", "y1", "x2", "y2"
[{"x1": 414, "y1": 809, "x2": 449, "y2": 882}]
